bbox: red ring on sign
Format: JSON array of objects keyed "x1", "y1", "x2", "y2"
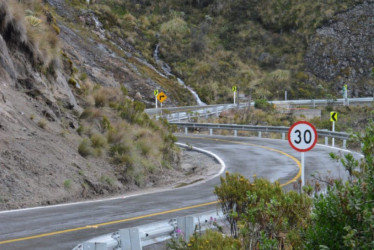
[{"x1": 288, "y1": 121, "x2": 318, "y2": 152}]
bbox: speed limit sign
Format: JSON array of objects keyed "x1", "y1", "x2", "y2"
[
  {"x1": 288, "y1": 121, "x2": 318, "y2": 152},
  {"x1": 288, "y1": 121, "x2": 318, "y2": 187}
]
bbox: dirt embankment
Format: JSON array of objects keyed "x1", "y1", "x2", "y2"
[{"x1": 0, "y1": 0, "x2": 220, "y2": 210}]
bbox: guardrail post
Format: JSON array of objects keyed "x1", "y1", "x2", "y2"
[
  {"x1": 82, "y1": 242, "x2": 107, "y2": 250},
  {"x1": 258, "y1": 131, "x2": 262, "y2": 138},
  {"x1": 205, "y1": 108, "x2": 208, "y2": 118},
  {"x1": 177, "y1": 112, "x2": 180, "y2": 122},
  {"x1": 325, "y1": 137, "x2": 328, "y2": 146},
  {"x1": 312, "y1": 99, "x2": 315, "y2": 108},
  {"x1": 177, "y1": 216, "x2": 194, "y2": 242},
  {"x1": 215, "y1": 107, "x2": 219, "y2": 117},
  {"x1": 209, "y1": 128, "x2": 213, "y2": 136},
  {"x1": 343, "y1": 140, "x2": 347, "y2": 149},
  {"x1": 185, "y1": 127, "x2": 188, "y2": 135},
  {"x1": 282, "y1": 133, "x2": 285, "y2": 140},
  {"x1": 119, "y1": 228, "x2": 141, "y2": 250},
  {"x1": 234, "y1": 130, "x2": 237, "y2": 137}
]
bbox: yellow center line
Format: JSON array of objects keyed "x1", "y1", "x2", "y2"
[
  {"x1": 0, "y1": 201, "x2": 217, "y2": 245},
  {"x1": 178, "y1": 135, "x2": 301, "y2": 187},
  {"x1": 1, "y1": 135, "x2": 300, "y2": 245}
]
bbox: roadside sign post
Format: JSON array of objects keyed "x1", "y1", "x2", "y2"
[
  {"x1": 232, "y1": 86, "x2": 237, "y2": 105},
  {"x1": 330, "y1": 112, "x2": 338, "y2": 147},
  {"x1": 288, "y1": 121, "x2": 318, "y2": 187},
  {"x1": 157, "y1": 92, "x2": 167, "y2": 116},
  {"x1": 154, "y1": 90, "x2": 159, "y2": 109}
]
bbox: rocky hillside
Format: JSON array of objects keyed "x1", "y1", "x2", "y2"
[
  {"x1": 306, "y1": 1, "x2": 374, "y2": 96},
  {"x1": 80, "y1": 0, "x2": 372, "y2": 103},
  {"x1": 0, "y1": 0, "x2": 186, "y2": 210}
]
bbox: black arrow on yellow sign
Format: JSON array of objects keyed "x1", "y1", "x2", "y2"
[
  {"x1": 157, "y1": 92, "x2": 167, "y2": 103},
  {"x1": 330, "y1": 112, "x2": 337, "y2": 122}
]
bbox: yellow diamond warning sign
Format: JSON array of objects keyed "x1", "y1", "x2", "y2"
[{"x1": 157, "y1": 92, "x2": 167, "y2": 103}]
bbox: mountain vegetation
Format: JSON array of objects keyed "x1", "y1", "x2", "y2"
[{"x1": 74, "y1": 0, "x2": 372, "y2": 104}]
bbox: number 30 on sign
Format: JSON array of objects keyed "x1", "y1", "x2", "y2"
[{"x1": 288, "y1": 121, "x2": 318, "y2": 152}]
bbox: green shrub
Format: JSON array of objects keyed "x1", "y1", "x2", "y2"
[
  {"x1": 78, "y1": 138, "x2": 93, "y2": 157},
  {"x1": 305, "y1": 120, "x2": 374, "y2": 249},
  {"x1": 168, "y1": 230, "x2": 241, "y2": 250},
  {"x1": 100, "y1": 175, "x2": 115, "y2": 186},
  {"x1": 37, "y1": 119, "x2": 47, "y2": 129},
  {"x1": 254, "y1": 99, "x2": 274, "y2": 111},
  {"x1": 64, "y1": 179, "x2": 72, "y2": 189},
  {"x1": 90, "y1": 133, "x2": 107, "y2": 148},
  {"x1": 215, "y1": 172, "x2": 312, "y2": 248}
]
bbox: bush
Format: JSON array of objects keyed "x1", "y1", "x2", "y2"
[
  {"x1": 63, "y1": 179, "x2": 72, "y2": 189},
  {"x1": 90, "y1": 133, "x2": 107, "y2": 148},
  {"x1": 37, "y1": 119, "x2": 47, "y2": 129},
  {"x1": 168, "y1": 230, "x2": 241, "y2": 250},
  {"x1": 215, "y1": 172, "x2": 312, "y2": 248},
  {"x1": 305, "y1": 120, "x2": 374, "y2": 249},
  {"x1": 254, "y1": 99, "x2": 274, "y2": 111},
  {"x1": 78, "y1": 138, "x2": 93, "y2": 157}
]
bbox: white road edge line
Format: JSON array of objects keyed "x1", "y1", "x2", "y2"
[{"x1": 0, "y1": 144, "x2": 226, "y2": 214}]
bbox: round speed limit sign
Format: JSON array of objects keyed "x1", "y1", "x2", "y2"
[{"x1": 288, "y1": 121, "x2": 318, "y2": 152}]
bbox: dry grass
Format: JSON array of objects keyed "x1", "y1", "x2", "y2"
[{"x1": 1, "y1": 0, "x2": 61, "y2": 73}]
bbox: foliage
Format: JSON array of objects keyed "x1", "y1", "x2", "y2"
[
  {"x1": 214, "y1": 172, "x2": 251, "y2": 237},
  {"x1": 254, "y1": 99, "x2": 274, "y2": 111},
  {"x1": 63, "y1": 179, "x2": 72, "y2": 189},
  {"x1": 2, "y1": 0, "x2": 61, "y2": 73},
  {"x1": 215, "y1": 173, "x2": 312, "y2": 248},
  {"x1": 78, "y1": 138, "x2": 93, "y2": 157},
  {"x1": 168, "y1": 230, "x2": 241, "y2": 250},
  {"x1": 76, "y1": 83, "x2": 179, "y2": 187},
  {"x1": 305, "y1": 120, "x2": 374, "y2": 249},
  {"x1": 37, "y1": 118, "x2": 47, "y2": 129},
  {"x1": 82, "y1": 0, "x2": 366, "y2": 104}
]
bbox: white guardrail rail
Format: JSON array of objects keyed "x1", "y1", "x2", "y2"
[
  {"x1": 171, "y1": 122, "x2": 350, "y2": 148},
  {"x1": 145, "y1": 97, "x2": 374, "y2": 122},
  {"x1": 73, "y1": 210, "x2": 225, "y2": 250}
]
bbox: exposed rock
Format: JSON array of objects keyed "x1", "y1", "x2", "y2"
[
  {"x1": 305, "y1": 1, "x2": 374, "y2": 95},
  {"x1": 0, "y1": 34, "x2": 16, "y2": 82}
]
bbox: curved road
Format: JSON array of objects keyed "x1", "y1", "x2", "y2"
[{"x1": 0, "y1": 135, "x2": 347, "y2": 249}]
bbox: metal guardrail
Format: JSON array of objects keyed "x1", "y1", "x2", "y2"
[
  {"x1": 146, "y1": 97, "x2": 374, "y2": 122},
  {"x1": 171, "y1": 122, "x2": 350, "y2": 147},
  {"x1": 73, "y1": 210, "x2": 224, "y2": 250}
]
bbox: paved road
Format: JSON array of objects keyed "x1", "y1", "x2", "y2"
[{"x1": 0, "y1": 135, "x2": 348, "y2": 249}]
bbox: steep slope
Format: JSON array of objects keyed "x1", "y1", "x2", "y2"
[{"x1": 0, "y1": 0, "x2": 190, "y2": 210}]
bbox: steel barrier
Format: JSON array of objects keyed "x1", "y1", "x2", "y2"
[{"x1": 171, "y1": 122, "x2": 350, "y2": 148}]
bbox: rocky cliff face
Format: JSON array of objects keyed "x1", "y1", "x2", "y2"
[{"x1": 305, "y1": 1, "x2": 374, "y2": 96}]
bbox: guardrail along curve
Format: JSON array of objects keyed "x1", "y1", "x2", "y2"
[{"x1": 171, "y1": 122, "x2": 350, "y2": 148}]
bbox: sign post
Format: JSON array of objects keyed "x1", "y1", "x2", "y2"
[
  {"x1": 330, "y1": 112, "x2": 337, "y2": 147},
  {"x1": 288, "y1": 121, "x2": 318, "y2": 187},
  {"x1": 154, "y1": 90, "x2": 159, "y2": 109},
  {"x1": 232, "y1": 86, "x2": 237, "y2": 105},
  {"x1": 157, "y1": 92, "x2": 168, "y2": 115},
  {"x1": 343, "y1": 84, "x2": 348, "y2": 106}
]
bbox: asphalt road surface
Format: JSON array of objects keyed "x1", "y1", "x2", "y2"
[{"x1": 0, "y1": 135, "x2": 350, "y2": 249}]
